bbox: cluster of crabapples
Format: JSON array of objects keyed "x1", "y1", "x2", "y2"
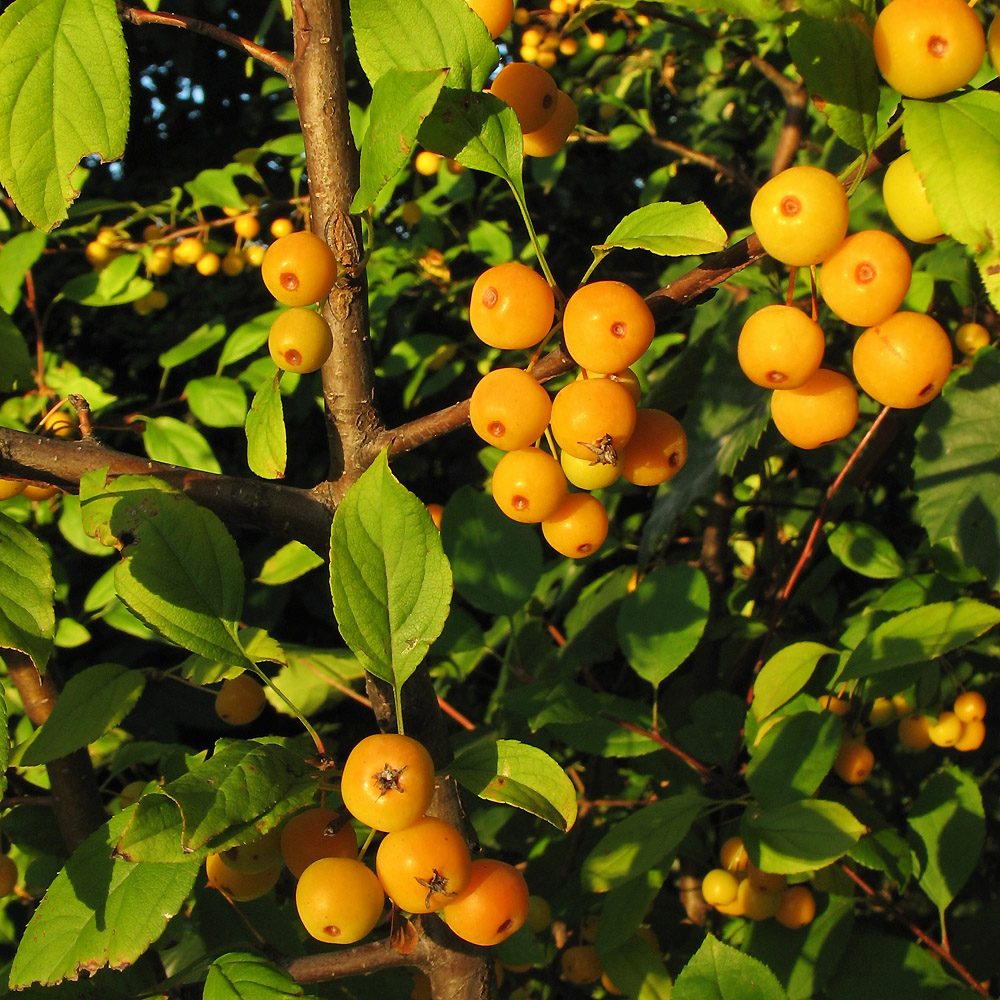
[
  {"x1": 467, "y1": 262, "x2": 687, "y2": 558},
  {"x1": 203, "y1": 731, "x2": 529, "y2": 949},
  {"x1": 700, "y1": 836, "x2": 816, "y2": 929}
]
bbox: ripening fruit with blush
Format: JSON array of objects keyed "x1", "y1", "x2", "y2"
[
  {"x1": 872, "y1": 0, "x2": 985, "y2": 99},
  {"x1": 522, "y1": 90, "x2": 578, "y2": 157},
  {"x1": 469, "y1": 262, "x2": 555, "y2": 350},
  {"x1": 852, "y1": 312, "x2": 953, "y2": 409},
  {"x1": 621, "y1": 408, "x2": 687, "y2": 486},
  {"x1": 819, "y1": 230, "x2": 913, "y2": 327},
  {"x1": 955, "y1": 322, "x2": 991, "y2": 356},
  {"x1": 215, "y1": 673, "x2": 267, "y2": 725},
  {"x1": 268, "y1": 308, "x2": 333, "y2": 373},
  {"x1": 775, "y1": 886, "x2": 816, "y2": 929},
  {"x1": 550, "y1": 377, "x2": 637, "y2": 462},
  {"x1": 470, "y1": 368, "x2": 552, "y2": 451},
  {"x1": 719, "y1": 835, "x2": 749, "y2": 873},
  {"x1": 834, "y1": 736, "x2": 875, "y2": 784},
  {"x1": 954, "y1": 691, "x2": 987, "y2": 723},
  {"x1": 489, "y1": 62, "x2": 559, "y2": 133},
  {"x1": 296, "y1": 857, "x2": 385, "y2": 943},
  {"x1": 770, "y1": 369, "x2": 859, "y2": 449},
  {"x1": 340, "y1": 733, "x2": 435, "y2": 832},
  {"x1": 375, "y1": 816, "x2": 472, "y2": 913},
  {"x1": 541, "y1": 492, "x2": 609, "y2": 558},
  {"x1": 0, "y1": 855, "x2": 17, "y2": 897},
  {"x1": 221, "y1": 827, "x2": 282, "y2": 874},
  {"x1": 281, "y1": 807, "x2": 358, "y2": 878},
  {"x1": 561, "y1": 944, "x2": 603, "y2": 984},
  {"x1": 898, "y1": 713, "x2": 933, "y2": 750},
  {"x1": 441, "y1": 859, "x2": 530, "y2": 947},
  {"x1": 560, "y1": 449, "x2": 624, "y2": 490},
  {"x1": 466, "y1": 0, "x2": 514, "y2": 37},
  {"x1": 492, "y1": 447, "x2": 568, "y2": 523},
  {"x1": 562, "y1": 281, "x2": 655, "y2": 374},
  {"x1": 261, "y1": 231, "x2": 340, "y2": 306},
  {"x1": 882, "y1": 153, "x2": 944, "y2": 244},
  {"x1": 750, "y1": 165, "x2": 849, "y2": 266},
  {"x1": 701, "y1": 868, "x2": 739, "y2": 907},
  {"x1": 738, "y1": 304, "x2": 826, "y2": 389},
  {"x1": 206, "y1": 852, "x2": 282, "y2": 901},
  {"x1": 928, "y1": 710, "x2": 963, "y2": 747}
]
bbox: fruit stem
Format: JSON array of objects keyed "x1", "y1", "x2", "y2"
[
  {"x1": 251, "y1": 664, "x2": 327, "y2": 756},
  {"x1": 508, "y1": 181, "x2": 557, "y2": 290}
]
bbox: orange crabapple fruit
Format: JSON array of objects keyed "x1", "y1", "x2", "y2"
[
  {"x1": 491, "y1": 447, "x2": 568, "y2": 523},
  {"x1": 0, "y1": 479, "x2": 26, "y2": 501},
  {"x1": 549, "y1": 376, "x2": 637, "y2": 462},
  {"x1": 21, "y1": 484, "x2": 59, "y2": 502},
  {"x1": 340, "y1": 733, "x2": 435, "y2": 833},
  {"x1": 221, "y1": 827, "x2": 282, "y2": 874},
  {"x1": 737, "y1": 304, "x2": 826, "y2": 389},
  {"x1": 775, "y1": 886, "x2": 816, "y2": 929},
  {"x1": 818, "y1": 694, "x2": 851, "y2": 716},
  {"x1": 469, "y1": 262, "x2": 555, "y2": 350},
  {"x1": 560, "y1": 448, "x2": 624, "y2": 490},
  {"x1": 268, "y1": 308, "x2": 333, "y2": 374},
  {"x1": 466, "y1": 0, "x2": 514, "y2": 38},
  {"x1": 560, "y1": 944, "x2": 603, "y2": 984},
  {"x1": 261, "y1": 231, "x2": 340, "y2": 307},
  {"x1": 719, "y1": 835, "x2": 749, "y2": 873},
  {"x1": 522, "y1": 90, "x2": 578, "y2": 157},
  {"x1": 196, "y1": 252, "x2": 221, "y2": 277},
  {"x1": 489, "y1": 62, "x2": 559, "y2": 133},
  {"x1": 750, "y1": 165, "x2": 849, "y2": 267},
  {"x1": 872, "y1": 0, "x2": 985, "y2": 99},
  {"x1": 956, "y1": 719, "x2": 986, "y2": 752},
  {"x1": 375, "y1": 816, "x2": 472, "y2": 913},
  {"x1": 0, "y1": 856, "x2": 17, "y2": 897},
  {"x1": 741, "y1": 879, "x2": 784, "y2": 922},
  {"x1": 233, "y1": 214, "x2": 261, "y2": 240},
  {"x1": 469, "y1": 367, "x2": 552, "y2": 451},
  {"x1": 928, "y1": 710, "x2": 963, "y2": 747},
  {"x1": 955, "y1": 322, "x2": 991, "y2": 356},
  {"x1": 296, "y1": 857, "x2": 385, "y2": 944},
  {"x1": 280, "y1": 807, "x2": 358, "y2": 878},
  {"x1": 426, "y1": 503, "x2": 444, "y2": 529},
  {"x1": 834, "y1": 736, "x2": 875, "y2": 784},
  {"x1": 172, "y1": 236, "x2": 206, "y2": 266},
  {"x1": 414, "y1": 150, "x2": 442, "y2": 175},
  {"x1": 898, "y1": 713, "x2": 933, "y2": 750},
  {"x1": 205, "y1": 852, "x2": 281, "y2": 902},
  {"x1": 562, "y1": 280, "x2": 655, "y2": 374},
  {"x1": 440, "y1": 858, "x2": 530, "y2": 947},
  {"x1": 541, "y1": 492, "x2": 609, "y2": 558},
  {"x1": 620, "y1": 408, "x2": 687, "y2": 486},
  {"x1": 819, "y1": 230, "x2": 913, "y2": 327},
  {"x1": 852, "y1": 312, "x2": 953, "y2": 409},
  {"x1": 747, "y1": 865, "x2": 787, "y2": 894},
  {"x1": 954, "y1": 691, "x2": 987, "y2": 723},
  {"x1": 769, "y1": 369, "x2": 859, "y2": 449},
  {"x1": 882, "y1": 153, "x2": 945, "y2": 244},
  {"x1": 214, "y1": 673, "x2": 266, "y2": 725},
  {"x1": 580, "y1": 366, "x2": 642, "y2": 403}
]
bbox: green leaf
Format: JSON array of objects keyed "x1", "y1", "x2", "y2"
[
  {"x1": 745, "y1": 712, "x2": 842, "y2": 808},
  {"x1": 205, "y1": 953, "x2": 307, "y2": 1000},
  {"x1": 329, "y1": 450, "x2": 452, "y2": 688},
  {"x1": 674, "y1": 934, "x2": 789, "y2": 1000},
  {"x1": 743, "y1": 894, "x2": 855, "y2": 1000},
  {"x1": 185, "y1": 376, "x2": 248, "y2": 429},
  {"x1": 255, "y1": 540, "x2": 324, "y2": 586},
  {"x1": 752, "y1": 642, "x2": 836, "y2": 721},
  {"x1": 440, "y1": 485, "x2": 542, "y2": 615},
  {"x1": 838, "y1": 600, "x2": 1000, "y2": 681},
  {"x1": 0, "y1": 309, "x2": 32, "y2": 391},
  {"x1": 16, "y1": 663, "x2": 145, "y2": 766},
  {"x1": 352, "y1": 0, "x2": 497, "y2": 91},
  {"x1": 0, "y1": 512, "x2": 56, "y2": 673},
  {"x1": 913, "y1": 356, "x2": 1000, "y2": 589},
  {"x1": 184, "y1": 167, "x2": 249, "y2": 211},
  {"x1": 907, "y1": 765, "x2": 984, "y2": 912},
  {"x1": 114, "y1": 739, "x2": 315, "y2": 861},
  {"x1": 741, "y1": 799, "x2": 866, "y2": 875},
  {"x1": 825, "y1": 521, "x2": 905, "y2": 579},
  {"x1": 595, "y1": 202, "x2": 727, "y2": 259},
  {"x1": 0, "y1": 690, "x2": 8, "y2": 801},
  {"x1": 448, "y1": 738, "x2": 577, "y2": 832},
  {"x1": 788, "y1": 14, "x2": 878, "y2": 153},
  {"x1": 8, "y1": 808, "x2": 201, "y2": 988},
  {"x1": 617, "y1": 563, "x2": 709, "y2": 687},
  {"x1": 352, "y1": 67, "x2": 448, "y2": 213},
  {"x1": 246, "y1": 370, "x2": 287, "y2": 480},
  {"x1": 59, "y1": 253, "x2": 152, "y2": 306},
  {"x1": 158, "y1": 318, "x2": 228, "y2": 370},
  {"x1": 0, "y1": 227, "x2": 46, "y2": 313},
  {"x1": 581, "y1": 792, "x2": 705, "y2": 893},
  {"x1": 904, "y1": 92, "x2": 1000, "y2": 310},
  {"x1": 79, "y1": 479, "x2": 251, "y2": 668},
  {"x1": 140, "y1": 415, "x2": 222, "y2": 474},
  {"x1": 599, "y1": 930, "x2": 673, "y2": 1000},
  {"x1": 220, "y1": 311, "x2": 279, "y2": 368},
  {"x1": 0, "y1": 0, "x2": 129, "y2": 231}
]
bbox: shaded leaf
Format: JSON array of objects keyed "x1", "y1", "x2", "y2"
[
  {"x1": 0, "y1": 512, "x2": 56, "y2": 673},
  {"x1": 674, "y1": 934, "x2": 789, "y2": 1000}
]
